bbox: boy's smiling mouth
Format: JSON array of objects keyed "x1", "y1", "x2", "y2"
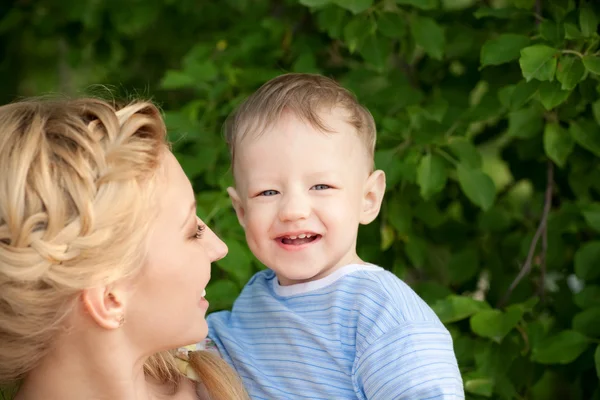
[{"x1": 276, "y1": 232, "x2": 321, "y2": 246}]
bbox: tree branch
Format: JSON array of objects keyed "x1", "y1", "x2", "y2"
[{"x1": 498, "y1": 161, "x2": 554, "y2": 308}]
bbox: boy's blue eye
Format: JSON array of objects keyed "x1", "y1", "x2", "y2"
[
  {"x1": 312, "y1": 184, "x2": 331, "y2": 190},
  {"x1": 259, "y1": 190, "x2": 279, "y2": 196}
]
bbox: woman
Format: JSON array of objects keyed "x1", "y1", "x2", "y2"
[{"x1": 0, "y1": 98, "x2": 248, "y2": 399}]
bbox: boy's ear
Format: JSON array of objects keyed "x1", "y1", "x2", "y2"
[
  {"x1": 227, "y1": 187, "x2": 246, "y2": 229},
  {"x1": 359, "y1": 169, "x2": 386, "y2": 225}
]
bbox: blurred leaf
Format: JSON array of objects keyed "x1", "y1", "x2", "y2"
[
  {"x1": 579, "y1": 4, "x2": 598, "y2": 37},
  {"x1": 432, "y1": 295, "x2": 490, "y2": 323},
  {"x1": 470, "y1": 306, "x2": 524, "y2": 343},
  {"x1": 299, "y1": 0, "x2": 332, "y2": 6},
  {"x1": 457, "y1": 164, "x2": 496, "y2": 211},
  {"x1": 531, "y1": 330, "x2": 590, "y2": 364},
  {"x1": 543, "y1": 122, "x2": 574, "y2": 168},
  {"x1": 573, "y1": 306, "x2": 600, "y2": 337},
  {"x1": 538, "y1": 81, "x2": 571, "y2": 110},
  {"x1": 519, "y1": 45, "x2": 559, "y2": 82},
  {"x1": 474, "y1": 7, "x2": 525, "y2": 19},
  {"x1": 377, "y1": 12, "x2": 406, "y2": 39},
  {"x1": 334, "y1": 0, "x2": 373, "y2": 14},
  {"x1": 388, "y1": 196, "x2": 413, "y2": 235},
  {"x1": 539, "y1": 20, "x2": 565, "y2": 44},
  {"x1": 448, "y1": 137, "x2": 482, "y2": 168},
  {"x1": 410, "y1": 15, "x2": 445, "y2": 60},
  {"x1": 206, "y1": 279, "x2": 240, "y2": 311},
  {"x1": 556, "y1": 56, "x2": 585, "y2": 90},
  {"x1": 508, "y1": 107, "x2": 543, "y2": 138},
  {"x1": 464, "y1": 375, "x2": 494, "y2": 397},
  {"x1": 160, "y1": 70, "x2": 194, "y2": 89},
  {"x1": 509, "y1": 80, "x2": 540, "y2": 110},
  {"x1": 582, "y1": 204, "x2": 600, "y2": 232},
  {"x1": 574, "y1": 285, "x2": 600, "y2": 308},
  {"x1": 480, "y1": 34, "x2": 529, "y2": 67},
  {"x1": 575, "y1": 241, "x2": 600, "y2": 281},
  {"x1": 416, "y1": 153, "x2": 447, "y2": 199},
  {"x1": 380, "y1": 224, "x2": 395, "y2": 250},
  {"x1": 343, "y1": 16, "x2": 369, "y2": 53},
  {"x1": 395, "y1": 0, "x2": 438, "y2": 10},
  {"x1": 216, "y1": 239, "x2": 253, "y2": 287},
  {"x1": 582, "y1": 55, "x2": 600, "y2": 75},
  {"x1": 448, "y1": 248, "x2": 479, "y2": 285},
  {"x1": 359, "y1": 33, "x2": 389, "y2": 70},
  {"x1": 596, "y1": 345, "x2": 600, "y2": 379},
  {"x1": 569, "y1": 119, "x2": 600, "y2": 157},
  {"x1": 593, "y1": 100, "x2": 600, "y2": 125},
  {"x1": 406, "y1": 236, "x2": 427, "y2": 268}
]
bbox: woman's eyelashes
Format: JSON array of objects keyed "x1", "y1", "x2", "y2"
[{"x1": 193, "y1": 224, "x2": 206, "y2": 239}]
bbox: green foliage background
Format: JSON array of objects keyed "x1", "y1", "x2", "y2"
[{"x1": 2, "y1": 0, "x2": 600, "y2": 398}]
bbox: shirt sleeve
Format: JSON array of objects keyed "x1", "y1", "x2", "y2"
[{"x1": 352, "y1": 321, "x2": 465, "y2": 400}]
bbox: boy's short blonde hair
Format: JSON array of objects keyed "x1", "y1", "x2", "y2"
[{"x1": 224, "y1": 73, "x2": 376, "y2": 167}]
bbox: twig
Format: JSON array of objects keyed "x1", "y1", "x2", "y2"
[
  {"x1": 498, "y1": 162, "x2": 554, "y2": 308},
  {"x1": 539, "y1": 205, "x2": 548, "y2": 302},
  {"x1": 534, "y1": 0, "x2": 542, "y2": 25}
]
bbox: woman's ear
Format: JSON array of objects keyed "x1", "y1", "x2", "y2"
[
  {"x1": 359, "y1": 170, "x2": 386, "y2": 225},
  {"x1": 81, "y1": 286, "x2": 127, "y2": 330},
  {"x1": 227, "y1": 187, "x2": 246, "y2": 229}
]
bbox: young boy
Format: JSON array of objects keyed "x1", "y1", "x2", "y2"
[{"x1": 207, "y1": 73, "x2": 464, "y2": 399}]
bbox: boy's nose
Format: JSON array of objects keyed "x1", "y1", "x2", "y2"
[{"x1": 278, "y1": 194, "x2": 310, "y2": 222}]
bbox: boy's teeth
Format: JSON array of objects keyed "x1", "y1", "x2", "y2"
[
  {"x1": 201, "y1": 289, "x2": 206, "y2": 298},
  {"x1": 289, "y1": 235, "x2": 297, "y2": 239},
  {"x1": 298, "y1": 234, "x2": 306, "y2": 239}
]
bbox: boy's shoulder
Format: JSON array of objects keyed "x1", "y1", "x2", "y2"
[{"x1": 335, "y1": 264, "x2": 443, "y2": 325}]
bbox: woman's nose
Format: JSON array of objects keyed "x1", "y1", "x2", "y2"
[{"x1": 207, "y1": 228, "x2": 228, "y2": 262}]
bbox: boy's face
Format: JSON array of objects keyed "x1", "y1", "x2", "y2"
[{"x1": 228, "y1": 109, "x2": 385, "y2": 286}]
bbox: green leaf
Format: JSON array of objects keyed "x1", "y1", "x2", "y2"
[
  {"x1": 405, "y1": 236, "x2": 427, "y2": 268},
  {"x1": 543, "y1": 122, "x2": 574, "y2": 168},
  {"x1": 583, "y1": 55, "x2": 600, "y2": 75},
  {"x1": 595, "y1": 345, "x2": 600, "y2": 379},
  {"x1": 432, "y1": 295, "x2": 490, "y2": 323},
  {"x1": 470, "y1": 306, "x2": 524, "y2": 343},
  {"x1": 380, "y1": 224, "x2": 395, "y2": 251},
  {"x1": 519, "y1": 45, "x2": 559, "y2": 82},
  {"x1": 574, "y1": 285, "x2": 600, "y2": 308},
  {"x1": 569, "y1": 119, "x2": 600, "y2": 157},
  {"x1": 333, "y1": 0, "x2": 373, "y2": 14},
  {"x1": 556, "y1": 56, "x2": 585, "y2": 90},
  {"x1": 464, "y1": 375, "x2": 494, "y2": 397},
  {"x1": 343, "y1": 16, "x2": 370, "y2": 53},
  {"x1": 474, "y1": 7, "x2": 524, "y2": 19},
  {"x1": 359, "y1": 33, "x2": 389, "y2": 70},
  {"x1": 448, "y1": 137, "x2": 482, "y2": 168},
  {"x1": 410, "y1": 15, "x2": 445, "y2": 60},
  {"x1": 539, "y1": 20, "x2": 565, "y2": 44},
  {"x1": 388, "y1": 196, "x2": 412, "y2": 235},
  {"x1": 531, "y1": 330, "x2": 590, "y2": 364},
  {"x1": 593, "y1": 100, "x2": 600, "y2": 125},
  {"x1": 299, "y1": 0, "x2": 331, "y2": 7},
  {"x1": 206, "y1": 279, "x2": 240, "y2": 311},
  {"x1": 565, "y1": 22, "x2": 583, "y2": 39},
  {"x1": 512, "y1": 0, "x2": 535, "y2": 9},
  {"x1": 508, "y1": 107, "x2": 543, "y2": 139},
  {"x1": 416, "y1": 153, "x2": 447, "y2": 199},
  {"x1": 457, "y1": 164, "x2": 496, "y2": 211},
  {"x1": 573, "y1": 307, "x2": 600, "y2": 337},
  {"x1": 575, "y1": 241, "x2": 600, "y2": 281},
  {"x1": 582, "y1": 203, "x2": 600, "y2": 232},
  {"x1": 538, "y1": 81, "x2": 571, "y2": 110},
  {"x1": 580, "y1": 4, "x2": 598, "y2": 37},
  {"x1": 480, "y1": 34, "x2": 530, "y2": 67},
  {"x1": 395, "y1": 0, "x2": 438, "y2": 10},
  {"x1": 160, "y1": 70, "x2": 195, "y2": 89},
  {"x1": 377, "y1": 12, "x2": 406, "y2": 39},
  {"x1": 509, "y1": 80, "x2": 540, "y2": 110},
  {"x1": 448, "y1": 248, "x2": 479, "y2": 285},
  {"x1": 216, "y1": 239, "x2": 253, "y2": 287}
]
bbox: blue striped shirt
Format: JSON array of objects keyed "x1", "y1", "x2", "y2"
[{"x1": 208, "y1": 264, "x2": 464, "y2": 399}]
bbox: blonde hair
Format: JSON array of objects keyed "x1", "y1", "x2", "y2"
[
  {"x1": 0, "y1": 98, "x2": 247, "y2": 399},
  {"x1": 224, "y1": 73, "x2": 376, "y2": 165}
]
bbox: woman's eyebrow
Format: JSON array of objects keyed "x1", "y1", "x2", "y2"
[{"x1": 180, "y1": 201, "x2": 196, "y2": 229}]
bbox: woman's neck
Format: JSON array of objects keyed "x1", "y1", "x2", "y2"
[{"x1": 16, "y1": 333, "x2": 154, "y2": 400}]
